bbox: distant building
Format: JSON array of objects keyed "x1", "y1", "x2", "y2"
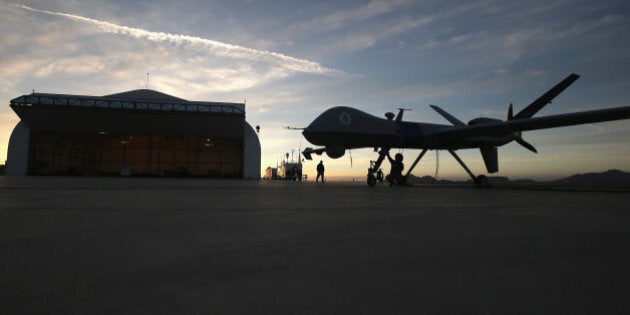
[
  {"x1": 264, "y1": 167, "x2": 278, "y2": 180},
  {"x1": 6, "y1": 89, "x2": 260, "y2": 179}
]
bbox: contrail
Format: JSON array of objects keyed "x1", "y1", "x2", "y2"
[{"x1": 6, "y1": 1, "x2": 338, "y2": 75}]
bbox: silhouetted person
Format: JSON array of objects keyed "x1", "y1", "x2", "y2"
[
  {"x1": 316, "y1": 160, "x2": 325, "y2": 183},
  {"x1": 386, "y1": 153, "x2": 404, "y2": 186}
]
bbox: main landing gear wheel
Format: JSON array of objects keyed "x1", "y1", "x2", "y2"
[{"x1": 474, "y1": 175, "x2": 489, "y2": 188}]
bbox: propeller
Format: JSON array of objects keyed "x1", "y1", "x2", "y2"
[{"x1": 508, "y1": 103, "x2": 538, "y2": 153}]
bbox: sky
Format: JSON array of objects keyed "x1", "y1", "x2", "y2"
[{"x1": 1, "y1": 0, "x2": 630, "y2": 181}]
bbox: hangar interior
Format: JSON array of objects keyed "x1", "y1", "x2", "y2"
[
  {"x1": 8, "y1": 90, "x2": 260, "y2": 178},
  {"x1": 28, "y1": 132, "x2": 242, "y2": 177}
]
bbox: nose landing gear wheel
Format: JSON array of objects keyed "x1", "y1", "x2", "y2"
[
  {"x1": 366, "y1": 147, "x2": 390, "y2": 186},
  {"x1": 367, "y1": 173, "x2": 377, "y2": 186}
]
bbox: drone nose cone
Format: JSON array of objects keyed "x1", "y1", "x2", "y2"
[
  {"x1": 302, "y1": 122, "x2": 322, "y2": 143},
  {"x1": 302, "y1": 126, "x2": 313, "y2": 140},
  {"x1": 302, "y1": 109, "x2": 341, "y2": 144}
]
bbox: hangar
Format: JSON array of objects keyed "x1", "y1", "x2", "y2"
[{"x1": 6, "y1": 89, "x2": 260, "y2": 179}]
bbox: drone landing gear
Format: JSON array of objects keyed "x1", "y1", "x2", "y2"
[
  {"x1": 404, "y1": 148, "x2": 428, "y2": 178},
  {"x1": 447, "y1": 149, "x2": 489, "y2": 188},
  {"x1": 367, "y1": 148, "x2": 429, "y2": 186},
  {"x1": 366, "y1": 148, "x2": 489, "y2": 188},
  {"x1": 367, "y1": 147, "x2": 390, "y2": 186}
]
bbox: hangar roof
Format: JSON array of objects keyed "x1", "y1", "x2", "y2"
[
  {"x1": 10, "y1": 89, "x2": 245, "y2": 114},
  {"x1": 10, "y1": 90, "x2": 246, "y2": 137},
  {"x1": 105, "y1": 89, "x2": 189, "y2": 102}
]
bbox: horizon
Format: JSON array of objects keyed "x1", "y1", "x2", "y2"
[{"x1": 306, "y1": 170, "x2": 628, "y2": 183}]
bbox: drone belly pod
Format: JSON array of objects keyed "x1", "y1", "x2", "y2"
[{"x1": 325, "y1": 146, "x2": 345, "y2": 159}]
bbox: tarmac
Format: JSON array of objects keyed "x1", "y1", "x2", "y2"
[{"x1": 1, "y1": 176, "x2": 629, "y2": 314}]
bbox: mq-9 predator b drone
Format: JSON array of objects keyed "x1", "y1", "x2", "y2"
[{"x1": 301, "y1": 74, "x2": 630, "y2": 186}]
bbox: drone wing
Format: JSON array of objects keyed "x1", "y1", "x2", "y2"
[{"x1": 432, "y1": 105, "x2": 630, "y2": 142}]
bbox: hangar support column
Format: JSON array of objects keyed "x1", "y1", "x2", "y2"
[
  {"x1": 6, "y1": 121, "x2": 30, "y2": 175},
  {"x1": 243, "y1": 122, "x2": 261, "y2": 179}
]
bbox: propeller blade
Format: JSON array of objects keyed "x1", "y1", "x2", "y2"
[
  {"x1": 508, "y1": 103, "x2": 514, "y2": 120},
  {"x1": 515, "y1": 138, "x2": 538, "y2": 153}
]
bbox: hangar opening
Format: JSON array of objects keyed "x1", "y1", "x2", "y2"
[{"x1": 7, "y1": 89, "x2": 260, "y2": 179}]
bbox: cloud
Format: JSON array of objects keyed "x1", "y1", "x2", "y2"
[
  {"x1": 3, "y1": 3, "x2": 341, "y2": 90},
  {"x1": 292, "y1": 0, "x2": 413, "y2": 33},
  {"x1": 278, "y1": 0, "x2": 426, "y2": 55}
]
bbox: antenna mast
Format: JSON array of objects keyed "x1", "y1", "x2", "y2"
[{"x1": 146, "y1": 73, "x2": 150, "y2": 89}]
